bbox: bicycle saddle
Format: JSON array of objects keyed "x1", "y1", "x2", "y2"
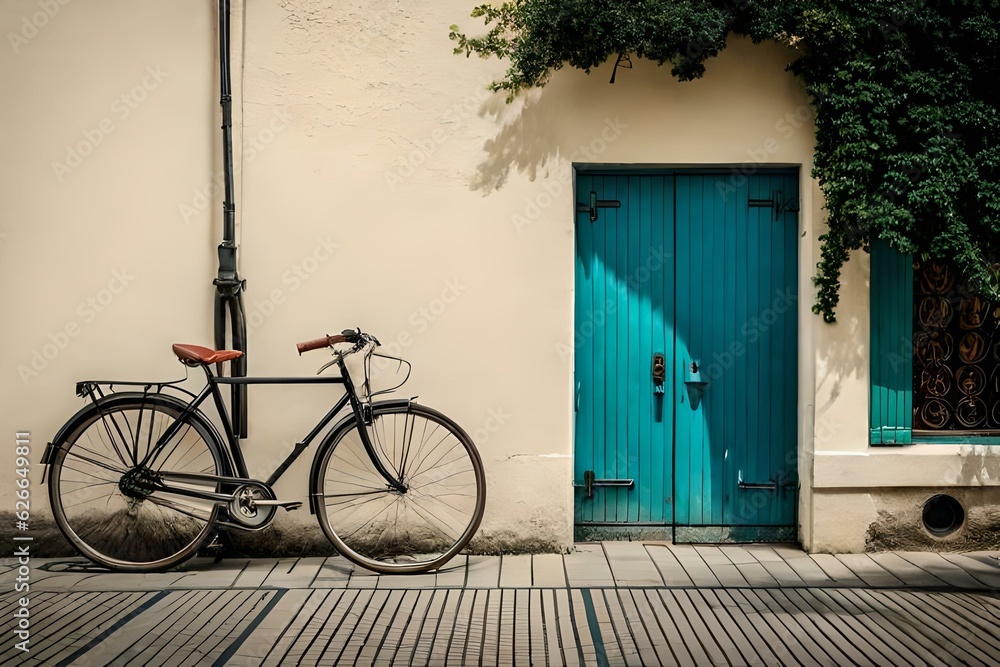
[{"x1": 172, "y1": 344, "x2": 243, "y2": 366}]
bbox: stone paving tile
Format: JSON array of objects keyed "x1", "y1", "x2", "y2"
[
  {"x1": 731, "y1": 560, "x2": 781, "y2": 588},
  {"x1": 777, "y1": 553, "x2": 837, "y2": 586},
  {"x1": 663, "y1": 544, "x2": 722, "y2": 587},
  {"x1": 879, "y1": 589, "x2": 993, "y2": 664},
  {"x1": 719, "y1": 545, "x2": 758, "y2": 565},
  {"x1": 464, "y1": 554, "x2": 500, "y2": 588},
  {"x1": 434, "y1": 554, "x2": 468, "y2": 588},
  {"x1": 944, "y1": 593, "x2": 1000, "y2": 652},
  {"x1": 376, "y1": 568, "x2": 438, "y2": 590},
  {"x1": 346, "y1": 564, "x2": 381, "y2": 589},
  {"x1": 835, "y1": 553, "x2": 907, "y2": 588},
  {"x1": 941, "y1": 590, "x2": 1000, "y2": 625},
  {"x1": 531, "y1": 553, "x2": 568, "y2": 588},
  {"x1": 940, "y1": 552, "x2": 1000, "y2": 588},
  {"x1": 694, "y1": 546, "x2": 751, "y2": 587},
  {"x1": 810, "y1": 587, "x2": 923, "y2": 666},
  {"x1": 62, "y1": 586, "x2": 994, "y2": 666},
  {"x1": 535, "y1": 589, "x2": 559, "y2": 665},
  {"x1": 498, "y1": 553, "x2": 533, "y2": 588},
  {"x1": 777, "y1": 587, "x2": 872, "y2": 665},
  {"x1": 552, "y1": 587, "x2": 583, "y2": 666},
  {"x1": 311, "y1": 555, "x2": 353, "y2": 588},
  {"x1": 13, "y1": 545, "x2": 1000, "y2": 665},
  {"x1": 261, "y1": 556, "x2": 325, "y2": 588},
  {"x1": 644, "y1": 544, "x2": 693, "y2": 587},
  {"x1": 227, "y1": 588, "x2": 311, "y2": 664},
  {"x1": 603, "y1": 541, "x2": 665, "y2": 586},
  {"x1": 868, "y1": 551, "x2": 951, "y2": 588},
  {"x1": 231, "y1": 558, "x2": 280, "y2": 588},
  {"x1": 563, "y1": 542, "x2": 614, "y2": 587},
  {"x1": 840, "y1": 589, "x2": 953, "y2": 666},
  {"x1": 808, "y1": 553, "x2": 867, "y2": 587},
  {"x1": 895, "y1": 551, "x2": 985, "y2": 588},
  {"x1": 672, "y1": 588, "x2": 730, "y2": 665},
  {"x1": 745, "y1": 546, "x2": 808, "y2": 586},
  {"x1": 170, "y1": 558, "x2": 250, "y2": 588}
]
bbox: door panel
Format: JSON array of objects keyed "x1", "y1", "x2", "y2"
[
  {"x1": 574, "y1": 174, "x2": 674, "y2": 525},
  {"x1": 574, "y1": 170, "x2": 798, "y2": 541},
  {"x1": 673, "y1": 173, "x2": 798, "y2": 538}
]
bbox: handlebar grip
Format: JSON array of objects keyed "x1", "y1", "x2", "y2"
[{"x1": 296, "y1": 334, "x2": 348, "y2": 355}]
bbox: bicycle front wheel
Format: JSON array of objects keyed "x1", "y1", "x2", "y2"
[
  {"x1": 48, "y1": 393, "x2": 226, "y2": 572},
  {"x1": 315, "y1": 403, "x2": 486, "y2": 573}
]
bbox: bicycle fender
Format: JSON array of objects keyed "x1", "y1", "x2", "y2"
[
  {"x1": 42, "y1": 392, "x2": 232, "y2": 484},
  {"x1": 307, "y1": 397, "x2": 415, "y2": 515}
]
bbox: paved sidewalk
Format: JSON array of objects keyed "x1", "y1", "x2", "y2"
[{"x1": 3, "y1": 543, "x2": 999, "y2": 665}]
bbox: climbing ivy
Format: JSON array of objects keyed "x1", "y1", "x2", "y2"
[{"x1": 450, "y1": 1, "x2": 1000, "y2": 321}]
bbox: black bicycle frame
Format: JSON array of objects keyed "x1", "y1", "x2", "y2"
[{"x1": 143, "y1": 360, "x2": 406, "y2": 506}]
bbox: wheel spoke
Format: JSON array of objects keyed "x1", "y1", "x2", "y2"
[
  {"x1": 318, "y1": 405, "x2": 483, "y2": 573},
  {"x1": 50, "y1": 398, "x2": 222, "y2": 572}
]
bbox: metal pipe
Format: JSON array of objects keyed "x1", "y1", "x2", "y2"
[{"x1": 213, "y1": 0, "x2": 248, "y2": 438}]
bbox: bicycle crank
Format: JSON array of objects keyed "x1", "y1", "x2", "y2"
[{"x1": 228, "y1": 482, "x2": 278, "y2": 529}]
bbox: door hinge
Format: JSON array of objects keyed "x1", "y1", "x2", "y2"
[
  {"x1": 576, "y1": 191, "x2": 621, "y2": 222},
  {"x1": 574, "y1": 470, "x2": 634, "y2": 499},
  {"x1": 748, "y1": 189, "x2": 799, "y2": 221}
]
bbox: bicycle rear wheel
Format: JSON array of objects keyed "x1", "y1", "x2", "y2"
[
  {"x1": 314, "y1": 403, "x2": 486, "y2": 573},
  {"x1": 48, "y1": 393, "x2": 225, "y2": 572}
]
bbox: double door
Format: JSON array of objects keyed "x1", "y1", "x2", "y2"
[{"x1": 574, "y1": 171, "x2": 799, "y2": 542}]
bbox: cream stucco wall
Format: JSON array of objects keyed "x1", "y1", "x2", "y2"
[{"x1": 4, "y1": 0, "x2": 998, "y2": 554}]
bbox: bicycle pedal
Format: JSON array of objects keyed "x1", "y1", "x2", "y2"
[{"x1": 255, "y1": 499, "x2": 303, "y2": 511}]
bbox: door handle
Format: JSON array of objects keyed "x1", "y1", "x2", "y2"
[
  {"x1": 683, "y1": 360, "x2": 709, "y2": 409},
  {"x1": 652, "y1": 353, "x2": 666, "y2": 394}
]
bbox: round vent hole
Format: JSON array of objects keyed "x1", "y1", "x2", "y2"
[{"x1": 922, "y1": 494, "x2": 964, "y2": 537}]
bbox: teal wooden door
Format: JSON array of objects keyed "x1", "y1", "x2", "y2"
[{"x1": 574, "y1": 171, "x2": 799, "y2": 542}]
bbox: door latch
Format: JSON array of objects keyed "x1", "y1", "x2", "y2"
[
  {"x1": 575, "y1": 191, "x2": 622, "y2": 222},
  {"x1": 652, "y1": 353, "x2": 666, "y2": 394},
  {"x1": 575, "y1": 471, "x2": 635, "y2": 499}
]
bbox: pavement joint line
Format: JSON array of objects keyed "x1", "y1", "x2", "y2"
[
  {"x1": 212, "y1": 589, "x2": 287, "y2": 667},
  {"x1": 54, "y1": 589, "x2": 171, "y2": 667},
  {"x1": 28, "y1": 583, "x2": 1000, "y2": 593},
  {"x1": 580, "y1": 588, "x2": 610, "y2": 667}
]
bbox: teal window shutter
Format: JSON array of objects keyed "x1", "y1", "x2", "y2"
[{"x1": 869, "y1": 240, "x2": 913, "y2": 445}]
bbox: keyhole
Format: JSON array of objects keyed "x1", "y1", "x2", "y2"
[{"x1": 690, "y1": 361, "x2": 699, "y2": 373}]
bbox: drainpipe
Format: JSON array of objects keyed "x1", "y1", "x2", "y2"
[{"x1": 213, "y1": 0, "x2": 248, "y2": 438}]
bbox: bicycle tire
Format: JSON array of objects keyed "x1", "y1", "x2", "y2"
[
  {"x1": 313, "y1": 402, "x2": 486, "y2": 574},
  {"x1": 48, "y1": 393, "x2": 227, "y2": 572}
]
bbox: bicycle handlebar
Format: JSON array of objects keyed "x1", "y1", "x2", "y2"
[
  {"x1": 296, "y1": 329, "x2": 380, "y2": 355},
  {"x1": 296, "y1": 333, "x2": 349, "y2": 355}
]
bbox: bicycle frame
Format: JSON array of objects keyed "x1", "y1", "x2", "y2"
[{"x1": 71, "y1": 357, "x2": 407, "y2": 512}]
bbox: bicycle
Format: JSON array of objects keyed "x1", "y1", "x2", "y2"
[{"x1": 41, "y1": 329, "x2": 486, "y2": 574}]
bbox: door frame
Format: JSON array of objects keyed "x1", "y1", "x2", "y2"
[{"x1": 571, "y1": 164, "x2": 804, "y2": 543}]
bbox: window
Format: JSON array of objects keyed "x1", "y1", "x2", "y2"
[{"x1": 871, "y1": 241, "x2": 1000, "y2": 444}]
